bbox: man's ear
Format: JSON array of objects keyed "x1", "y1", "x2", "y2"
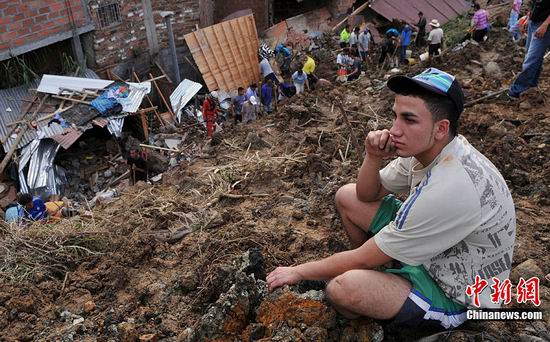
[{"x1": 435, "y1": 119, "x2": 450, "y2": 140}]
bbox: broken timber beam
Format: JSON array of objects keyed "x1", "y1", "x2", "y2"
[
  {"x1": 464, "y1": 89, "x2": 507, "y2": 107},
  {"x1": 331, "y1": 2, "x2": 370, "y2": 32},
  {"x1": 336, "y1": 100, "x2": 364, "y2": 157},
  {"x1": 149, "y1": 72, "x2": 175, "y2": 120}
]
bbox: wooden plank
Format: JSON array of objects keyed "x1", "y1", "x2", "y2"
[
  {"x1": 231, "y1": 19, "x2": 255, "y2": 87},
  {"x1": 203, "y1": 26, "x2": 231, "y2": 90},
  {"x1": 229, "y1": 19, "x2": 253, "y2": 88},
  {"x1": 212, "y1": 25, "x2": 240, "y2": 89},
  {"x1": 184, "y1": 14, "x2": 260, "y2": 91},
  {"x1": 219, "y1": 22, "x2": 246, "y2": 86}
]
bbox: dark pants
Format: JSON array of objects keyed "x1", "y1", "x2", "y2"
[
  {"x1": 473, "y1": 28, "x2": 488, "y2": 42},
  {"x1": 428, "y1": 43, "x2": 441, "y2": 56}
]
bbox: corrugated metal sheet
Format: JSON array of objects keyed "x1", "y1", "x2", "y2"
[
  {"x1": 185, "y1": 14, "x2": 260, "y2": 92},
  {"x1": 0, "y1": 69, "x2": 141, "y2": 152},
  {"x1": 170, "y1": 79, "x2": 203, "y2": 118},
  {"x1": 0, "y1": 81, "x2": 65, "y2": 152},
  {"x1": 50, "y1": 129, "x2": 84, "y2": 150},
  {"x1": 369, "y1": 0, "x2": 469, "y2": 26},
  {"x1": 37, "y1": 75, "x2": 151, "y2": 113}
]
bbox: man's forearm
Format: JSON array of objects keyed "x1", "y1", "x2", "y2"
[
  {"x1": 294, "y1": 250, "x2": 367, "y2": 281},
  {"x1": 356, "y1": 154, "x2": 384, "y2": 202}
]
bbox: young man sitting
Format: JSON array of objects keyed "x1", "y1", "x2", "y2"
[{"x1": 267, "y1": 68, "x2": 516, "y2": 329}]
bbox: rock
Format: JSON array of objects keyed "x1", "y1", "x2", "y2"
[
  {"x1": 304, "y1": 326, "x2": 328, "y2": 341},
  {"x1": 83, "y1": 300, "x2": 96, "y2": 314},
  {"x1": 185, "y1": 271, "x2": 266, "y2": 341},
  {"x1": 241, "y1": 132, "x2": 271, "y2": 150},
  {"x1": 178, "y1": 271, "x2": 199, "y2": 294},
  {"x1": 519, "y1": 334, "x2": 546, "y2": 342},
  {"x1": 484, "y1": 61, "x2": 502, "y2": 79},
  {"x1": 118, "y1": 322, "x2": 138, "y2": 342},
  {"x1": 511, "y1": 259, "x2": 543, "y2": 283},
  {"x1": 139, "y1": 334, "x2": 157, "y2": 342},
  {"x1": 72, "y1": 317, "x2": 85, "y2": 325},
  {"x1": 103, "y1": 170, "x2": 113, "y2": 178},
  {"x1": 169, "y1": 157, "x2": 178, "y2": 167},
  {"x1": 519, "y1": 101, "x2": 532, "y2": 110},
  {"x1": 292, "y1": 211, "x2": 304, "y2": 220}
]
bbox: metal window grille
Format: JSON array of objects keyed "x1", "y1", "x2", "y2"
[{"x1": 97, "y1": 2, "x2": 122, "y2": 28}]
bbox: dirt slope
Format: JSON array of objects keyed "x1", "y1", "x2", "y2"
[{"x1": 0, "y1": 28, "x2": 549, "y2": 341}]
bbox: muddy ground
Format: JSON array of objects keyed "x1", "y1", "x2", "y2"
[{"x1": 1, "y1": 26, "x2": 549, "y2": 341}]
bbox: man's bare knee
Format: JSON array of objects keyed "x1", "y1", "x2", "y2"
[
  {"x1": 335, "y1": 183, "x2": 356, "y2": 210},
  {"x1": 326, "y1": 270, "x2": 362, "y2": 308}
]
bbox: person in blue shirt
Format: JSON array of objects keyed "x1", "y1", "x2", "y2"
[
  {"x1": 28, "y1": 196, "x2": 47, "y2": 221},
  {"x1": 246, "y1": 84, "x2": 258, "y2": 100},
  {"x1": 274, "y1": 43, "x2": 292, "y2": 75},
  {"x1": 399, "y1": 24, "x2": 412, "y2": 63},
  {"x1": 232, "y1": 87, "x2": 247, "y2": 123},
  {"x1": 261, "y1": 79, "x2": 274, "y2": 113},
  {"x1": 4, "y1": 193, "x2": 33, "y2": 224}
]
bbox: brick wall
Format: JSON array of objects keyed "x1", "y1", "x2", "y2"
[
  {"x1": 89, "y1": 0, "x2": 200, "y2": 69},
  {"x1": 328, "y1": 0, "x2": 355, "y2": 18},
  {"x1": 0, "y1": 0, "x2": 88, "y2": 53},
  {"x1": 214, "y1": 0, "x2": 269, "y2": 32}
]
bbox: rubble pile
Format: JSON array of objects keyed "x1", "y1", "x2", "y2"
[{"x1": 1, "y1": 16, "x2": 549, "y2": 342}]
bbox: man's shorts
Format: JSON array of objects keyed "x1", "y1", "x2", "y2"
[
  {"x1": 369, "y1": 195, "x2": 468, "y2": 330},
  {"x1": 428, "y1": 43, "x2": 441, "y2": 56}
]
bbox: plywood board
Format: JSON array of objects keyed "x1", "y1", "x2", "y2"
[{"x1": 185, "y1": 14, "x2": 260, "y2": 92}]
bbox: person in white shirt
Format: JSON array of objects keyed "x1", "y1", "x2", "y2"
[
  {"x1": 427, "y1": 19, "x2": 444, "y2": 62},
  {"x1": 267, "y1": 68, "x2": 516, "y2": 330},
  {"x1": 358, "y1": 28, "x2": 372, "y2": 63}
]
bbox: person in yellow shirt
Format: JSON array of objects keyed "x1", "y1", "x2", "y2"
[
  {"x1": 340, "y1": 24, "x2": 351, "y2": 48},
  {"x1": 301, "y1": 54, "x2": 318, "y2": 89}
]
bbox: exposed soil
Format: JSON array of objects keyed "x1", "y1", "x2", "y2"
[{"x1": 1, "y1": 26, "x2": 549, "y2": 342}]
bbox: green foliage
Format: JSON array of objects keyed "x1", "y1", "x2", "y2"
[{"x1": 442, "y1": 14, "x2": 472, "y2": 48}]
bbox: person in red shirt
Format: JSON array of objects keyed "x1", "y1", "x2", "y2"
[{"x1": 202, "y1": 93, "x2": 219, "y2": 137}]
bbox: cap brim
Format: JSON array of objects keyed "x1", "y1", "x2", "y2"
[{"x1": 387, "y1": 75, "x2": 447, "y2": 97}]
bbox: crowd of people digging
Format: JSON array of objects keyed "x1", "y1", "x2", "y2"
[{"x1": 1, "y1": 0, "x2": 549, "y2": 339}]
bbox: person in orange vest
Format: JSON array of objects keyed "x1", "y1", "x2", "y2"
[{"x1": 202, "y1": 93, "x2": 219, "y2": 137}]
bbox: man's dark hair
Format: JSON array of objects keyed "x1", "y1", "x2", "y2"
[
  {"x1": 297, "y1": 69, "x2": 303, "y2": 74},
  {"x1": 238, "y1": 87, "x2": 244, "y2": 92},
  {"x1": 18, "y1": 193, "x2": 33, "y2": 206},
  {"x1": 354, "y1": 26, "x2": 360, "y2": 32},
  {"x1": 474, "y1": 3, "x2": 481, "y2": 10},
  {"x1": 418, "y1": 11, "x2": 423, "y2": 16},
  {"x1": 250, "y1": 83, "x2": 257, "y2": 89},
  {"x1": 397, "y1": 87, "x2": 460, "y2": 137}
]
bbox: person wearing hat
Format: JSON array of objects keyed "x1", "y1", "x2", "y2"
[
  {"x1": 267, "y1": 68, "x2": 516, "y2": 330},
  {"x1": 427, "y1": 19, "x2": 444, "y2": 62},
  {"x1": 242, "y1": 96, "x2": 259, "y2": 123}
]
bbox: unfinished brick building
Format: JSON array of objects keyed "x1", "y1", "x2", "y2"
[{"x1": 1, "y1": 0, "x2": 355, "y2": 85}]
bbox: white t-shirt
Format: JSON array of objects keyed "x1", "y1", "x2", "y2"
[
  {"x1": 375, "y1": 135, "x2": 516, "y2": 308},
  {"x1": 428, "y1": 28, "x2": 444, "y2": 44},
  {"x1": 259, "y1": 58, "x2": 274, "y2": 77},
  {"x1": 336, "y1": 53, "x2": 353, "y2": 66},
  {"x1": 349, "y1": 32, "x2": 359, "y2": 45},
  {"x1": 358, "y1": 31, "x2": 371, "y2": 52}
]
